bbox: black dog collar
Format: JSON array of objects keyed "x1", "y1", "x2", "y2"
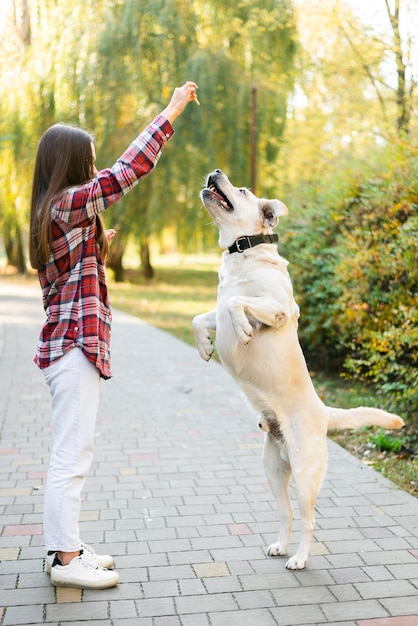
[{"x1": 228, "y1": 234, "x2": 278, "y2": 254}]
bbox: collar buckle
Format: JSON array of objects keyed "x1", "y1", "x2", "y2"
[{"x1": 235, "y1": 236, "x2": 251, "y2": 253}]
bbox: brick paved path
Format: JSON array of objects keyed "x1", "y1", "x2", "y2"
[{"x1": 0, "y1": 281, "x2": 417, "y2": 626}]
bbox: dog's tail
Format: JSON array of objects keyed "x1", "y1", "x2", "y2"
[{"x1": 327, "y1": 406, "x2": 404, "y2": 431}]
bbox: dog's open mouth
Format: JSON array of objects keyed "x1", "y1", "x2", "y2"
[{"x1": 205, "y1": 176, "x2": 234, "y2": 211}]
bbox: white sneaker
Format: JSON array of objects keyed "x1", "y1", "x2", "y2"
[
  {"x1": 50, "y1": 551, "x2": 119, "y2": 589},
  {"x1": 46, "y1": 542, "x2": 114, "y2": 574}
]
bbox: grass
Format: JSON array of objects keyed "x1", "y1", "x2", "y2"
[
  {"x1": 108, "y1": 263, "x2": 219, "y2": 347},
  {"x1": 314, "y1": 375, "x2": 417, "y2": 497},
  {"x1": 2, "y1": 256, "x2": 416, "y2": 496}
]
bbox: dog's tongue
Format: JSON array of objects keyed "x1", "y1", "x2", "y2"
[{"x1": 211, "y1": 190, "x2": 228, "y2": 206}]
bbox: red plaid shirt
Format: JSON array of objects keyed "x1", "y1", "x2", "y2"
[{"x1": 35, "y1": 114, "x2": 174, "y2": 379}]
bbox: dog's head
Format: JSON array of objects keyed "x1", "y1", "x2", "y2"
[{"x1": 200, "y1": 170, "x2": 288, "y2": 249}]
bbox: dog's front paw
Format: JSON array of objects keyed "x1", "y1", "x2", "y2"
[
  {"x1": 285, "y1": 554, "x2": 307, "y2": 570},
  {"x1": 234, "y1": 321, "x2": 253, "y2": 344},
  {"x1": 267, "y1": 542, "x2": 287, "y2": 557},
  {"x1": 196, "y1": 338, "x2": 214, "y2": 361}
]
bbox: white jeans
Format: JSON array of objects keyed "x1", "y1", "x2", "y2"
[{"x1": 43, "y1": 347, "x2": 100, "y2": 552}]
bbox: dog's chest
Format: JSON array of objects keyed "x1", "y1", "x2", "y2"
[{"x1": 217, "y1": 253, "x2": 291, "y2": 302}]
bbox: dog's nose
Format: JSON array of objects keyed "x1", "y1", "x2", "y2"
[{"x1": 215, "y1": 169, "x2": 221, "y2": 173}]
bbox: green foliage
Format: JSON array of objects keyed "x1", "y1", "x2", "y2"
[
  {"x1": 283, "y1": 138, "x2": 418, "y2": 424},
  {"x1": 0, "y1": 0, "x2": 296, "y2": 272},
  {"x1": 369, "y1": 429, "x2": 406, "y2": 454}
]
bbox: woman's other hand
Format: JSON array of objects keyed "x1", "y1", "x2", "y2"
[{"x1": 105, "y1": 229, "x2": 116, "y2": 243}]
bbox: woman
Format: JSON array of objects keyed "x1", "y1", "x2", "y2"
[{"x1": 29, "y1": 81, "x2": 199, "y2": 589}]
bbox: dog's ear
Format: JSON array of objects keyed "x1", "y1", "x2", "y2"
[{"x1": 259, "y1": 199, "x2": 288, "y2": 228}]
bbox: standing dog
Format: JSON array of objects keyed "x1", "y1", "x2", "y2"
[{"x1": 192, "y1": 169, "x2": 404, "y2": 570}]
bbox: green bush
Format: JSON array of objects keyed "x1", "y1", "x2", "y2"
[{"x1": 282, "y1": 138, "x2": 418, "y2": 425}]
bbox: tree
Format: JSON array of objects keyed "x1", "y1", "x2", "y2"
[
  {"x1": 384, "y1": 0, "x2": 415, "y2": 133},
  {"x1": 274, "y1": 0, "x2": 418, "y2": 209},
  {"x1": 274, "y1": 0, "x2": 418, "y2": 423},
  {"x1": 0, "y1": 1, "x2": 32, "y2": 271},
  {"x1": 335, "y1": 0, "x2": 417, "y2": 135},
  {"x1": 0, "y1": 0, "x2": 297, "y2": 276},
  {"x1": 85, "y1": 0, "x2": 297, "y2": 278},
  {"x1": 0, "y1": 0, "x2": 114, "y2": 272}
]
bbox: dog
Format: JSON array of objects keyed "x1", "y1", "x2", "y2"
[{"x1": 192, "y1": 169, "x2": 404, "y2": 570}]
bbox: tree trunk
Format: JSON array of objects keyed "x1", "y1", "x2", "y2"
[
  {"x1": 385, "y1": 0, "x2": 411, "y2": 134},
  {"x1": 140, "y1": 238, "x2": 154, "y2": 280},
  {"x1": 13, "y1": 0, "x2": 31, "y2": 48},
  {"x1": 106, "y1": 243, "x2": 125, "y2": 282},
  {"x1": 4, "y1": 221, "x2": 26, "y2": 274}
]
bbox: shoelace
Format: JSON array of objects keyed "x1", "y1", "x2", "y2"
[
  {"x1": 80, "y1": 543, "x2": 98, "y2": 558},
  {"x1": 79, "y1": 549, "x2": 102, "y2": 571}
]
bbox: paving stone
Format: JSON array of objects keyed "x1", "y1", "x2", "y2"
[
  {"x1": 193, "y1": 562, "x2": 230, "y2": 577},
  {"x1": 327, "y1": 583, "x2": 362, "y2": 602},
  {"x1": 362, "y1": 565, "x2": 395, "y2": 581},
  {"x1": 168, "y1": 550, "x2": 213, "y2": 565},
  {"x1": 386, "y1": 562, "x2": 418, "y2": 579},
  {"x1": 361, "y1": 550, "x2": 418, "y2": 566},
  {"x1": 233, "y1": 589, "x2": 275, "y2": 610},
  {"x1": 56, "y1": 587, "x2": 82, "y2": 603},
  {"x1": 379, "y1": 596, "x2": 418, "y2": 616},
  {"x1": 47, "y1": 600, "x2": 110, "y2": 622},
  {"x1": 178, "y1": 578, "x2": 207, "y2": 596},
  {"x1": 271, "y1": 585, "x2": 336, "y2": 606},
  {"x1": 325, "y1": 553, "x2": 368, "y2": 568},
  {"x1": 109, "y1": 599, "x2": 138, "y2": 619},
  {"x1": 270, "y1": 604, "x2": 327, "y2": 626},
  {"x1": 354, "y1": 579, "x2": 418, "y2": 599},
  {"x1": 329, "y1": 566, "x2": 373, "y2": 584},
  {"x1": 321, "y1": 599, "x2": 388, "y2": 621},
  {"x1": 142, "y1": 580, "x2": 179, "y2": 598},
  {"x1": 2, "y1": 604, "x2": 45, "y2": 626},
  {"x1": 136, "y1": 597, "x2": 176, "y2": 618},
  {"x1": 210, "y1": 608, "x2": 278, "y2": 625},
  {"x1": 357, "y1": 618, "x2": 418, "y2": 626},
  {"x1": 0, "y1": 547, "x2": 19, "y2": 560},
  {"x1": 181, "y1": 614, "x2": 211, "y2": 626},
  {"x1": 153, "y1": 617, "x2": 182, "y2": 626},
  {"x1": 175, "y1": 592, "x2": 237, "y2": 614}
]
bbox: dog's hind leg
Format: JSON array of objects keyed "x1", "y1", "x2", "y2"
[
  {"x1": 262, "y1": 433, "x2": 293, "y2": 558},
  {"x1": 285, "y1": 443, "x2": 328, "y2": 570}
]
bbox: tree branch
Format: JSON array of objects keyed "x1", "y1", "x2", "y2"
[{"x1": 336, "y1": 18, "x2": 389, "y2": 128}]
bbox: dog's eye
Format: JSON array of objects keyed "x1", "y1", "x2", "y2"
[{"x1": 239, "y1": 188, "x2": 247, "y2": 195}]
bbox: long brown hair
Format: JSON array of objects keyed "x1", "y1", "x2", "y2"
[{"x1": 29, "y1": 123, "x2": 108, "y2": 269}]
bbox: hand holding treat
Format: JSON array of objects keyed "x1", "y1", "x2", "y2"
[{"x1": 161, "y1": 81, "x2": 199, "y2": 123}]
